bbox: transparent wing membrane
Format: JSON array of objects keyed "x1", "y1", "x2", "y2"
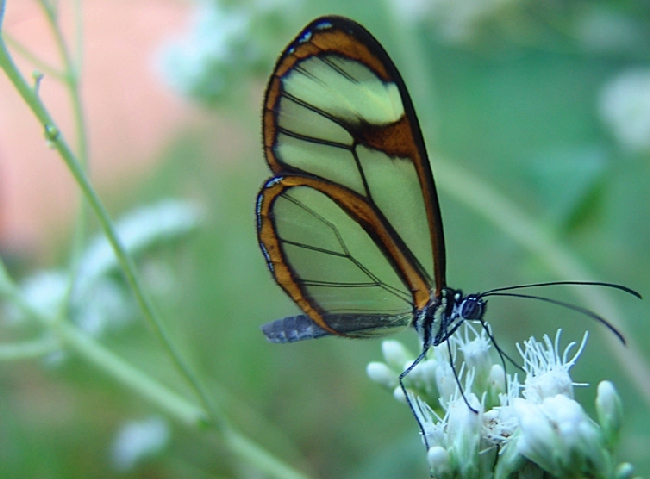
[
  {"x1": 258, "y1": 178, "x2": 415, "y2": 337},
  {"x1": 259, "y1": 16, "x2": 449, "y2": 338}
]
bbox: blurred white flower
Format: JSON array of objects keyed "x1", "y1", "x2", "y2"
[
  {"x1": 158, "y1": 1, "x2": 253, "y2": 100},
  {"x1": 75, "y1": 199, "x2": 203, "y2": 290},
  {"x1": 157, "y1": 0, "x2": 305, "y2": 102},
  {"x1": 74, "y1": 278, "x2": 134, "y2": 336},
  {"x1": 575, "y1": 8, "x2": 645, "y2": 54},
  {"x1": 390, "y1": 0, "x2": 517, "y2": 41},
  {"x1": 4, "y1": 199, "x2": 202, "y2": 341},
  {"x1": 600, "y1": 69, "x2": 650, "y2": 152},
  {"x1": 391, "y1": 0, "x2": 433, "y2": 22},
  {"x1": 12, "y1": 271, "x2": 67, "y2": 322},
  {"x1": 112, "y1": 416, "x2": 170, "y2": 471}
]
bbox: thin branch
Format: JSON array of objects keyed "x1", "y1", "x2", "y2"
[
  {"x1": 0, "y1": 35, "x2": 217, "y2": 429},
  {"x1": 2, "y1": 33, "x2": 64, "y2": 79}
]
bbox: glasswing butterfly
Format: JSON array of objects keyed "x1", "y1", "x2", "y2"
[{"x1": 256, "y1": 15, "x2": 640, "y2": 447}]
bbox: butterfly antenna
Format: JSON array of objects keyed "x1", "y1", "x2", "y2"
[
  {"x1": 482, "y1": 281, "x2": 641, "y2": 299},
  {"x1": 481, "y1": 291, "x2": 626, "y2": 344}
]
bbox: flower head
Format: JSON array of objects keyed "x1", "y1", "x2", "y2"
[
  {"x1": 517, "y1": 330, "x2": 587, "y2": 403},
  {"x1": 367, "y1": 325, "x2": 633, "y2": 479}
]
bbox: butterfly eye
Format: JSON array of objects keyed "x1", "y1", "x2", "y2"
[{"x1": 461, "y1": 296, "x2": 485, "y2": 320}]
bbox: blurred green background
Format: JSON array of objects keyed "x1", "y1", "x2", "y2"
[{"x1": 0, "y1": 0, "x2": 649, "y2": 478}]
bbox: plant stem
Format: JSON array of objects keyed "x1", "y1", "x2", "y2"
[
  {"x1": 0, "y1": 24, "x2": 217, "y2": 429},
  {"x1": 37, "y1": 0, "x2": 91, "y2": 316},
  {"x1": 1, "y1": 34, "x2": 63, "y2": 79},
  {"x1": 0, "y1": 339, "x2": 59, "y2": 360},
  {"x1": 226, "y1": 429, "x2": 311, "y2": 479},
  {"x1": 55, "y1": 320, "x2": 206, "y2": 426},
  {"x1": 1, "y1": 254, "x2": 310, "y2": 477}
]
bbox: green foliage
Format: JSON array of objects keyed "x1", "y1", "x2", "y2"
[{"x1": 0, "y1": 0, "x2": 648, "y2": 478}]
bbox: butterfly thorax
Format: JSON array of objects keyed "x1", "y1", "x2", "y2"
[{"x1": 415, "y1": 288, "x2": 487, "y2": 350}]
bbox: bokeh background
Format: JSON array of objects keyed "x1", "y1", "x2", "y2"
[{"x1": 0, "y1": 0, "x2": 648, "y2": 478}]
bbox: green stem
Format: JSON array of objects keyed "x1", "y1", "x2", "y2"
[
  {"x1": 66, "y1": 330, "x2": 311, "y2": 477},
  {"x1": 2, "y1": 34, "x2": 63, "y2": 79},
  {"x1": 55, "y1": 321, "x2": 206, "y2": 426},
  {"x1": 39, "y1": 0, "x2": 87, "y2": 168},
  {"x1": 0, "y1": 19, "x2": 311, "y2": 479},
  {"x1": 0, "y1": 264, "x2": 203, "y2": 423},
  {"x1": 226, "y1": 429, "x2": 311, "y2": 479},
  {"x1": 0, "y1": 27, "x2": 216, "y2": 429},
  {"x1": 1, "y1": 256, "x2": 309, "y2": 478},
  {"x1": 37, "y1": 0, "x2": 91, "y2": 312},
  {"x1": 0, "y1": 339, "x2": 59, "y2": 360}
]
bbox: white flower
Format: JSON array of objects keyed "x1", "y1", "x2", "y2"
[
  {"x1": 512, "y1": 395, "x2": 605, "y2": 477},
  {"x1": 447, "y1": 392, "x2": 482, "y2": 475},
  {"x1": 381, "y1": 340, "x2": 412, "y2": 371},
  {"x1": 112, "y1": 416, "x2": 170, "y2": 471},
  {"x1": 14, "y1": 271, "x2": 67, "y2": 322},
  {"x1": 517, "y1": 330, "x2": 586, "y2": 403},
  {"x1": 454, "y1": 322, "x2": 491, "y2": 380},
  {"x1": 366, "y1": 361, "x2": 396, "y2": 389},
  {"x1": 413, "y1": 396, "x2": 445, "y2": 448},
  {"x1": 427, "y1": 446, "x2": 451, "y2": 476},
  {"x1": 368, "y1": 325, "x2": 630, "y2": 478},
  {"x1": 596, "y1": 380, "x2": 622, "y2": 448},
  {"x1": 600, "y1": 69, "x2": 650, "y2": 151},
  {"x1": 434, "y1": 347, "x2": 458, "y2": 404},
  {"x1": 389, "y1": 0, "x2": 518, "y2": 41},
  {"x1": 157, "y1": 1, "x2": 252, "y2": 99}
]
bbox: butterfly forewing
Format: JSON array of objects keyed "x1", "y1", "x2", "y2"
[{"x1": 259, "y1": 16, "x2": 447, "y2": 336}]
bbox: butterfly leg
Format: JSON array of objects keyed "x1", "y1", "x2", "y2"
[{"x1": 399, "y1": 348, "x2": 432, "y2": 450}]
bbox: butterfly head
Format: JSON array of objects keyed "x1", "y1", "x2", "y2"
[
  {"x1": 415, "y1": 289, "x2": 487, "y2": 349},
  {"x1": 456, "y1": 291, "x2": 487, "y2": 321}
]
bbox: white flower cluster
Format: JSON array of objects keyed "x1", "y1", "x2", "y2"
[
  {"x1": 158, "y1": 1, "x2": 253, "y2": 100},
  {"x1": 3, "y1": 200, "x2": 202, "y2": 341},
  {"x1": 157, "y1": 0, "x2": 302, "y2": 103},
  {"x1": 389, "y1": 0, "x2": 518, "y2": 42},
  {"x1": 368, "y1": 324, "x2": 633, "y2": 479}
]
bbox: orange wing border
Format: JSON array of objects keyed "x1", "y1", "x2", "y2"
[
  {"x1": 257, "y1": 175, "x2": 431, "y2": 335},
  {"x1": 262, "y1": 16, "x2": 447, "y2": 294}
]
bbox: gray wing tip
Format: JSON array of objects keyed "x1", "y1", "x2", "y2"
[{"x1": 261, "y1": 315, "x2": 331, "y2": 343}]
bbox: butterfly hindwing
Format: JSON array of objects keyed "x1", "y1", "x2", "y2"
[{"x1": 257, "y1": 175, "x2": 426, "y2": 338}]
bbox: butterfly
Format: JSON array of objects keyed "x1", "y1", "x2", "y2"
[{"x1": 256, "y1": 15, "x2": 640, "y2": 446}]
